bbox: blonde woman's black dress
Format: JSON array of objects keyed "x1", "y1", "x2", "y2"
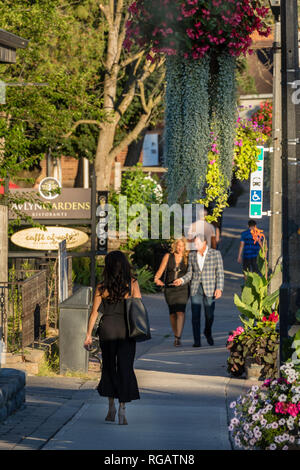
[
  {"x1": 164, "y1": 253, "x2": 189, "y2": 314},
  {"x1": 97, "y1": 299, "x2": 140, "y2": 403}
]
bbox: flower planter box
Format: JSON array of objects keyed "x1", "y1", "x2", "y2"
[{"x1": 245, "y1": 357, "x2": 264, "y2": 380}]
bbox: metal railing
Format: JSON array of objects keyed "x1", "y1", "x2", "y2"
[{"x1": 0, "y1": 270, "x2": 48, "y2": 353}]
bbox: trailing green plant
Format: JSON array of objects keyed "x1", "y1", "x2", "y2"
[
  {"x1": 233, "y1": 114, "x2": 267, "y2": 181},
  {"x1": 182, "y1": 56, "x2": 211, "y2": 202},
  {"x1": 164, "y1": 55, "x2": 185, "y2": 204},
  {"x1": 125, "y1": 1, "x2": 270, "y2": 206},
  {"x1": 213, "y1": 51, "x2": 237, "y2": 188},
  {"x1": 197, "y1": 149, "x2": 229, "y2": 222}
]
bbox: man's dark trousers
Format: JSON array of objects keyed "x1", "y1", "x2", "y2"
[{"x1": 191, "y1": 283, "x2": 215, "y2": 345}]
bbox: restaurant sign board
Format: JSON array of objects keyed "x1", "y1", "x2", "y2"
[
  {"x1": 9, "y1": 188, "x2": 92, "y2": 220},
  {"x1": 11, "y1": 227, "x2": 89, "y2": 251}
]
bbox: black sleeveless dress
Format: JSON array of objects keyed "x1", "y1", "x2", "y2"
[
  {"x1": 164, "y1": 253, "x2": 189, "y2": 314},
  {"x1": 97, "y1": 298, "x2": 140, "y2": 403}
]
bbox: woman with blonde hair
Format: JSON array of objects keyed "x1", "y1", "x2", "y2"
[{"x1": 154, "y1": 238, "x2": 189, "y2": 346}]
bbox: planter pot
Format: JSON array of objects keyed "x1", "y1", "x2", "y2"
[
  {"x1": 245, "y1": 357, "x2": 264, "y2": 380},
  {"x1": 287, "y1": 444, "x2": 300, "y2": 450}
]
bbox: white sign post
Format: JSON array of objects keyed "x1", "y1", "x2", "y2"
[
  {"x1": 249, "y1": 146, "x2": 264, "y2": 219},
  {"x1": 58, "y1": 240, "x2": 68, "y2": 303}
]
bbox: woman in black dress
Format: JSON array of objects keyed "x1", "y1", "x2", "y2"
[
  {"x1": 84, "y1": 251, "x2": 141, "y2": 425},
  {"x1": 154, "y1": 238, "x2": 189, "y2": 346}
]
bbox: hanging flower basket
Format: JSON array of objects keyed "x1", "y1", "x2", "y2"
[
  {"x1": 125, "y1": 1, "x2": 271, "y2": 204},
  {"x1": 125, "y1": 1, "x2": 270, "y2": 60}
]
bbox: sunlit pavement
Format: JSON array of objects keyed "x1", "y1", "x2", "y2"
[{"x1": 42, "y1": 184, "x2": 263, "y2": 451}]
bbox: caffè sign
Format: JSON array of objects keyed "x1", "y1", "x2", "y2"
[{"x1": 11, "y1": 227, "x2": 89, "y2": 251}]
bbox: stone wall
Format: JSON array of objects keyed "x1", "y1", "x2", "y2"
[{"x1": 0, "y1": 369, "x2": 26, "y2": 423}]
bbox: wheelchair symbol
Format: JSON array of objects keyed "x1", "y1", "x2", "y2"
[{"x1": 251, "y1": 190, "x2": 262, "y2": 202}]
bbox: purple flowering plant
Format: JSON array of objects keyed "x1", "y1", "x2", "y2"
[{"x1": 229, "y1": 363, "x2": 300, "y2": 450}]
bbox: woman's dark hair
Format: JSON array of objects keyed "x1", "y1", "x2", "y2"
[{"x1": 98, "y1": 251, "x2": 134, "y2": 302}]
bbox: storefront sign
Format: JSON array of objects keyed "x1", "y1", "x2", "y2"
[
  {"x1": 11, "y1": 227, "x2": 89, "y2": 251},
  {"x1": 96, "y1": 191, "x2": 109, "y2": 254},
  {"x1": 38, "y1": 177, "x2": 61, "y2": 200},
  {"x1": 9, "y1": 188, "x2": 91, "y2": 220}
]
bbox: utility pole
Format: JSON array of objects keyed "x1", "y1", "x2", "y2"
[
  {"x1": 279, "y1": 0, "x2": 300, "y2": 363},
  {"x1": 269, "y1": 10, "x2": 282, "y2": 294}
]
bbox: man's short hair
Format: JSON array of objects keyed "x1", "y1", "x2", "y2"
[
  {"x1": 194, "y1": 233, "x2": 207, "y2": 243},
  {"x1": 248, "y1": 219, "x2": 257, "y2": 227},
  {"x1": 197, "y1": 207, "x2": 208, "y2": 218}
]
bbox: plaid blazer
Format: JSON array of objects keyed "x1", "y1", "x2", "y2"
[{"x1": 180, "y1": 249, "x2": 224, "y2": 297}]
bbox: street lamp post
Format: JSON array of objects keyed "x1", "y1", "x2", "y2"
[{"x1": 279, "y1": 0, "x2": 300, "y2": 363}]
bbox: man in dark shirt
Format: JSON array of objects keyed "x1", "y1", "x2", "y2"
[{"x1": 237, "y1": 220, "x2": 262, "y2": 276}]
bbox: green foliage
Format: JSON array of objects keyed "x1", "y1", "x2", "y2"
[
  {"x1": 164, "y1": 55, "x2": 211, "y2": 203},
  {"x1": 236, "y1": 56, "x2": 258, "y2": 95},
  {"x1": 164, "y1": 55, "x2": 185, "y2": 203},
  {"x1": 227, "y1": 323, "x2": 279, "y2": 379},
  {"x1": 213, "y1": 52, "x2": 237, "y2": 187},
  {"x1": 233, "y1": 117, "x2": 267, "y2": 181},
  {"x1": 182, "y1": 57, "x2": 211, "y2": 202},
  {"x1": 72, "y1": 252, "x2": 156, "y2": 294},
  {"x1": 234, "y1": 249, "x2": 281, "y2": 327},
  {"x1": 135, "y1": 265, "x2": 156, "y2": 293},
  {"x1": 0, "y1": 0, "x2": 107, "y2": 162},
  {"x1": 38, "y1": 341, "x2": 60, "y2": 376},
  {"x1": 109, "y1": 164, "x2": 163, "y2": 248},
  {"x1": 197, "y1": 151, "x2": 229, "y2": 222},
  {"x1": 72, "y1": 257, "x2": 104, "y2": 287},
  {"x1": 131, "y1": 239, "x2": 172, "y2": 273}
]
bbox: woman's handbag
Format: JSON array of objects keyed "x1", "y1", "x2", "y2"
[{"x1": 125, "y1": 297, "x2": 151, "y2": 342}]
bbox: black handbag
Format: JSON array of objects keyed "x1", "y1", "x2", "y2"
[{"x1": 125, "y1": 296, "x2": 151, "y2": 342}]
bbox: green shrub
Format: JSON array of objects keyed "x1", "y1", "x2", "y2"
[
  {"x1": 131, "y1": 239, "x2": 172, "y2": 273},
  {"x1": 72, "y1": 257, "x2": 104, "y2": 286},
  {"x1": 135, "y1": 265, "x2": 156, "y2": 294}
]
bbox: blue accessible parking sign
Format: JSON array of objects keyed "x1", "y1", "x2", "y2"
[{"x1": 250, "y1": 190, "x2": 262, "y2": 203}]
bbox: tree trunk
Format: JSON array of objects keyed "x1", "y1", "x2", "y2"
[{"x1": 94, "y1": 123, "x2": 117, "y2": 191}]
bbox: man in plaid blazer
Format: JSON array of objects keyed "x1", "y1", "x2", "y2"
[{"x1": 173, "y1": 234, "x2": 224, "y2": 346}]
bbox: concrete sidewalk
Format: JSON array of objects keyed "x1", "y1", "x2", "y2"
[{"x1": 0, "y1": 186, "x2": 262, "y2": 450}]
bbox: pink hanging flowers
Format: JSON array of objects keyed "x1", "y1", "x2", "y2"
[{"x1": 125, "y1": 0, "x2": 271, "y2": 60}]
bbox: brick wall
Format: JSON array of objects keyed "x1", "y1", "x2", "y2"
[{"x1": 34, "y1": 156, "x2": 79, "y2": 188}]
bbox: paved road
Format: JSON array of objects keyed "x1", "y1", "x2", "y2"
[{"x1": 0, "y1": 183, "x2": 263, "y2": 450}]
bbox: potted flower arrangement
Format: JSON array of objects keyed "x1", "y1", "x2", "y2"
[
  {"x1": 229, "y1": 362, "x2": 300, "y2": 450},
  {"x1": 227, "y1": 229, "x2": 281, "y2": 379},
  {"x1": 227, "y1": 313, "x2": 279, "y2": 380}
]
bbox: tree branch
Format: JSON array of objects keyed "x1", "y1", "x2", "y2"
[
  {"x1": 109, "y1": 92, "x2": 163, "y2": 162},
  {"x1": 63, "y1": 120, "x2": 104, "y2": 139},
  {"x1": 99, "y1": 3, "x2": 113, "y2": 27},
  {"x1": 120, "y1": 51, "x2": 144, "y2": 68}
]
